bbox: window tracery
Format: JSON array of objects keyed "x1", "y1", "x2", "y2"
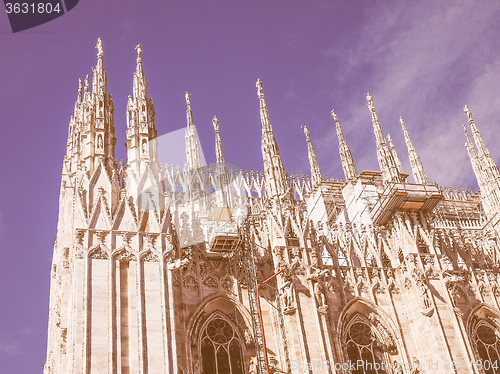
[
  {"x1": 200, "y1": 315, "x2": 244, "y2": 374},
  {"x1": 344, "y1": 317, "x2": 390, "y2": 374},
  {"x1": 472, "y1": 321, "x2": 500, "y2": 374}
]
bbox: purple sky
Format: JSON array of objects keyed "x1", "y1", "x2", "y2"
[{"x1": 1, "y1": 1, "x2": 500, "y2": 371}]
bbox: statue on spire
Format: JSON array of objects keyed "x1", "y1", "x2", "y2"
[
  {"x1": 213, "y1": 116, "x2": 225, "y2": 165},
  {"x1": 464, "y1": 105, "x2": 474, "y2": 124},
  {"x1": 256, "y1": 79, "x2": 264, "y2": 99},
  {"x1": 367, "y1": 93, "x2": 375, "y2": 111},
  {"x1": 331, "y1": 109, "x2": 338, "y2": 122},
  {"x1": 84, "y1": 74, "x2": 89, "y2": 92},
  {"x1": 135, "y1": 44, "x2": 143, "y2": 61},
  {"x1": 185, "y1": 92, "x2": 191, "y2": 106},
  {"x1": 95, "y1": 38, "x2": 103, "y2": 58},
  {"x1": 302, "y1": 125, "x2": 311, "y2": 139},
  {"x1": 77, "y1": 78, "x2": 82, "y2": 100},
  {"x1": 212, "y1": 116, "x2": 219, "y2": 132}
]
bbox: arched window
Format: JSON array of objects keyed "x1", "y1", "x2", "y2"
[
  {"x1": 472, "y1": 321, "x2": 500, "y2": 374},
  {"x1": 344, "y1": 319, "x2": 388, "y2": 374},
  {"x1": 200, "y1": 315, "x2": 244, "y2": 374}
]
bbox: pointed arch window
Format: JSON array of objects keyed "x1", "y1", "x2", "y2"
[
  {"x1": 472, "y1": 321, "x2": 500, "y2": 374},
  {"x1": 344, "y1": 319, "x2": 388, "y2": 374},
  {"x1": 200, "y1": 315, "x2": 244, "y2": 374}
]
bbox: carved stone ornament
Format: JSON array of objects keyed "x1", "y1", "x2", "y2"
[
  {"x1": 89, "y1": 247, "x2": 109, "y2": 260},
  {"x1": 412, "y1": 268, "x2": 434, "y2": 316},
  {"x1": 142, "y1": 250, "x2": 159, "y2": 262},
  {"x1": 280, "y1": 269, "x2": 296, "y2": 315},
  {"x1": 116, "y1": 250, "x2": 136, "y2": 262},
  {"x1": 368, "y1": 312, "x2": 397, "y2": 354}
]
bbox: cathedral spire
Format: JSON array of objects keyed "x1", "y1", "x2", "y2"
[
  {"x1": 213, "y1": 116, "x2": 225, "y2": 164},
  {"x1": 92, "y1": 38, "x2": 107, "y2": 96},
  {"x1": 387, "y1": 134, "x2": 404, "y2": 174},
  {"x1": 463, "y1": 124, "x2": 486, "y2": 190},
  {"x1": 400, "y1": 116, "x2": 428, "y2": 184},
  {"x1": 77, "y1": 78, "x2": 82, "y2": 103},
  {"x1": 257, "y1": 78, "x2": 273, "y2": 135},
  {"x1": 125, "y1": 44, "x2": 158, "y2": 176},
  {"x1": 464, "y1": 105, "x2": 499, "y2": 175},
  {"x1": 133, "y1": 44, "x2": 147, "y2": 99},
  {"x1": 70, "y1": 38, "x2": 116, "y2": 176},
  {"x1": 366, "y1": 93, "x2": 401, "y2": 183},
  {"x1": 301, "y1": 125, "x2": 322, "y2": 187},
  {"x1": 331, "y1": 109, "x2": 357, "y2": 181},
  {"x1": 464, "y1": 105, "x2": 500, "y2": 212},
  {"x1": 256, "y1": 79, "x2": 289, "y2": 199},
  {"x1": 185, "y1": 92, "x2": 202, "y2": 170}
]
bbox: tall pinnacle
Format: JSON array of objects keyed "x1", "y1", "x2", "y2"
[
  {"x1": 463, "y1": 105, "x2": 500, "y2": 212},
  {"x1": 400, "y1": 116, "x2": 428, "y2": 184},
  {"x1": 256, "y1": 79, "x2": 289, "y2": 199},
  {"x1": 301, "y1": 125, "x2": 322, "y2": 187},
  {"x1": 212, "y1": 116, "x2": 225, "y2": 164},
  {"x1": 66, "y1": 38, "x2": 116, "y2": 176},
  {"x1": 133, "y1": 44, "x2": 147, "y2": 99},
  {"x1": 387, "y1": 134, "x2": 404, "y2": 174},
  {"x1": 463, "y1": 124, "x2": 486, "y2": 189},
  {"x1": 331, "y1": 109, "x2": 357, "y2": 181},
  {"x1": 366, "y1": 93, "x2": 401, "y2": 183},
  {"x1": 92, "y1": 38, "x2": 106, "y2": 96},
  {"x1": 257, "y1": 79, "x2": 273, "y2": 134},
  {"x1": 185, "y1": 92, "x2": 201, "y2": 170},
  {"x1": 126, "y1": 43, "x2": 158, "y2": 175}
]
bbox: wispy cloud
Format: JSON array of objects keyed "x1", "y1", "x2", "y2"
[
  {"x1": 316, "y1": 1, "x2": 500, "y2": 188},
  {"x1": 0, "y1": 339, "x2": 21, "y2": 356}
]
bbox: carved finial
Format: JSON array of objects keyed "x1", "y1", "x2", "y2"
[
  {"x1": 95, "y1": 38, "x2": 103, "y2": 58},
  {"x1": 84, "y1": 74, "x2": 89, "y2": 92},
  {"x1": 185, "y1": 92, "x2": 191, "y2": 106},
  {"x1": 256, "y1": 79, "x2": 264, "y2": 98},
  {"x1": 135, "y1": 44, "x2": 143, "y2": 60},
  {"x1": 301, "y1": 125, "x2": 310, "y2": 138},
  {"x1": 367, "y1": 92, "x2": 374, "y2": 111},
  {"x1": 301, "y1": 125, "x2": 322, "y2": 187},
  {"x1": 464, "y1": 105, "x2": 474, "y2": 124},
  {"x1": 77, "y1": 78, "x2": 82, "y2": 100},
  {"x1": 332, "y1": 109, "x2": 357, "y2": 181},
  {"x1": 387, "y1": 134, "x2": 404, "y2": 174},
  {"x1": 212, "y1": 116, "x2": 219, "y2": 132},
  {"x1": 213, "y1": 116, "x2": 225, "y2": 165},
  {"x1": 331, "y1": 109, "x2": 338, "y2": 122},
  {"x1": 401, "y1": 116, "x2": 428, "y2": 184}
]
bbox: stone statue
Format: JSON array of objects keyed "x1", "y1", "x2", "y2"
[
  {"x1": 95, "y1": 38, "x2": 103, "y2": 57},
  {"x1": 302, "y1": 125, "x2": 310, "y2": 138},
  {"x1": 281, "y1": 270, "x2": 295, "y2": 312},
  {"x1": 464, "y1": 105, "x2": 473, "y2": 122},
  {"x1": 256, "y1": 79, "x2": 263, "y2": 97},
  {"x1": 84, "y1": 74, "x2": 89, "y2": 92},
  {"x1": 248, "y1": 357, "x2": 258, "y2": 374},
  {"x1": 366, "y1": 92, "x2": 374, "y2": 110},
  {"x1": 97, "y1": 135, "x2": 103, "y2": 149},
  {"x1": 331, "y1": 109, "x2": 338, "y2": 121},
  {"x1": 78, "y1": 78, "x2": 82, "y2": 98},
  {"x1": 135, "y1": 44, "x2": 143, "y2": 60},
  {"x1": 185, "y1": 92, "x2": 191, "y2": 105},
  {"x1": 416, "y1": 276, "x2": 432, "y2": 310},
  {"x1": 314, "y1": 281, "x2": 327, "y2": 309}
]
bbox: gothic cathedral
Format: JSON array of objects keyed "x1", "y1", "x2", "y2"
[{"x1": 45, "y1": 39, "x2": 500, "y2": 374}]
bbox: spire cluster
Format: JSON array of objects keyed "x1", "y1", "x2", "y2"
[
  {"x1": 301, "y1": 125, "x2": 322, "y2": 187},
  {"x1": 462, "y1": 105, "x2": 500, "y2": 216},
  {"x1": 65, "y1": 39, "x2": 500, "y2": 220}
]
